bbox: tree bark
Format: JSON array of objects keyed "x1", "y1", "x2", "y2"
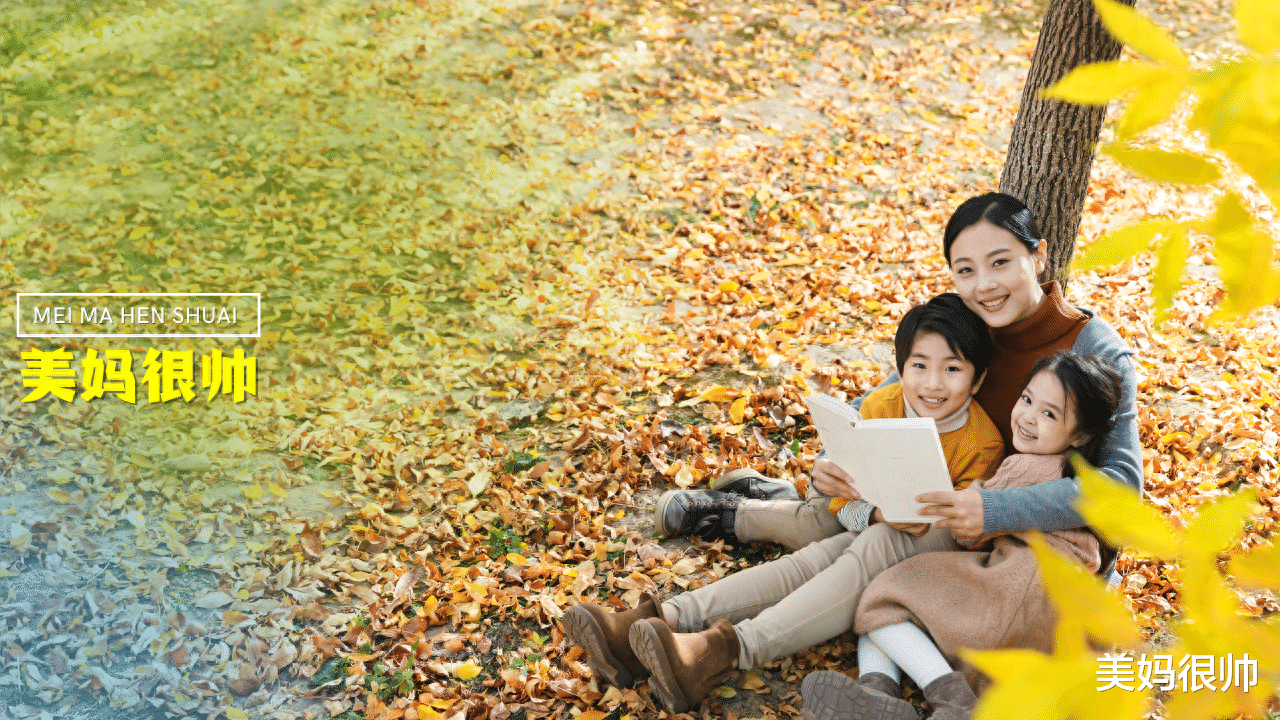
[{"x1": 999, "y1": 0, "x2": 1135, "y2": 286}]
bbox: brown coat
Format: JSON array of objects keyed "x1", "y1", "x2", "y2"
[{"x1": 854, "y1": 454, "x2": 1100, "y2": 688}]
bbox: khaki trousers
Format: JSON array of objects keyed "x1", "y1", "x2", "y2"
[
  {"x1": 734, "y1": 496, "x2": 845, "y2": 551},
  {"x1": 664, "y1": 523, "x2": 962, "y2": 670}
]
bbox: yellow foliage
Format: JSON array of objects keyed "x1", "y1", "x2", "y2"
[
  {"x1": 971, "y1": 457, "x2": 1280, "y2": 720},
  {"x1": 1053, "y1": 0, "x2": 1280, "y2": 322}
]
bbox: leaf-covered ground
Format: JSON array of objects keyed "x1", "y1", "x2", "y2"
[{"x1": 1, "y1": 0, "x2": 1276, "y2": 719}]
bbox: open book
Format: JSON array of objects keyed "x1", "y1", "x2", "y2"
[{"x1": 804, "y1": 393, "x2": 955, "y2": 524}]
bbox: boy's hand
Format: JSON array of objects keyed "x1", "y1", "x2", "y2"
[
  {"x1": 916, "y1": 488, "x2": 984, "y2": 544},
  {"x1": 871, "y1": 507, "x2": 929, "y2": 537},
  {"x1": 811, "y1": 458, "x2": 860, "y2": 500}
]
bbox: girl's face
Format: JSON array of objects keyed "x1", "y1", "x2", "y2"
[
  {"x1": 948, "y1": 221, "x2": 1047, "y2": 328},
  {"x1": 899, "y1": 331, "x2": 983, "y2": 421},
  {"x1": 1011, "y1": 370, "x2": 1091, "y2": 455}
]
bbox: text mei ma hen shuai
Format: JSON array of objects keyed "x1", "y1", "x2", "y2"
[{"x1": 21, "y1": 348, "x2": 256, "y2": 403}]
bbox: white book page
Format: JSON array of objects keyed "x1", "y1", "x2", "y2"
[
  {"x1": 848, "y1": 422, "x2": 953, "y2": 523},
  {"x1": 802, "y1": 394, "x2": 872, "y2": 506},
  {"x1": 802, "y1": 396, "x2": 954, "y2": 522}
]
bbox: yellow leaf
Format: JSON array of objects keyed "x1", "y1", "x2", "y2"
[
  {"x1": 1105, "y1": 146, "x2": 1220, "y2": 184},
  {"x1": 223, "y1": 610, "x2": 250, "y2": 625},
  {"x1": 1230, "y1": 541, "x2": 1280, "y2": 590},
  {"x1": 226, "y1": 708, "x2": 249, "y2": 720},
  {"x1": 1040, "y1": 61, "x2": 1166, "y2": 105},
  {"x1": 48, "y1": 488, "x2": 74, "y2": 504},
  {"x1": 1163, "y1": 675, "x2": 1268, "y2": 720},
  {"x1": 242, "y1": 484, "x2": 263, "y2": 500},
  {"x1": 1150, "y1": 229, "x2": 1189, "y2": 325},
  {"x1": 245, "y1": 541, "x2": 266, "y2": 552},
  {"x1": 388, "y1": 295, "x2": 412, "y2": 318},
  {"x1": 0, "y1": 568, "x2": 18, "y2": 578},
  {"x1": 415, "y1": 704, "x2": 443, "y2": 720},
  {"x1": 719, "y1": 280, "x2": 740, "y2": 292},
  {"x1": 1025, "y1": 534, "x2": 1143, "y2": 647},
  {"x1": 1074, "y1": 219, "x2": 1177, "y2": 270},
  {"x1": 128, "y1": 226, "x2": 151, "y2": 240},
  {"x1": 505, "y1": 553, "x2": 530, "y2": 566},
  {"x1": 1236, "y1": 0, "x2": 1280, "y2": 55},
  {"x1": 1211, "y1": 192, "x2": 1253, "y2": 235},
  {"x1": 1072, "y1": 457, "x2": 1182, "y2": 559},
  {"x1": 267, "y1": 481, "x2": 288, "y2": 499},
  {"x1": 729, "y1": 396, "x2": 748, "y2": 424},
  {"x1": 1212, "y1": 225, "x2": 1280, "y2": 319},
  {"x1": 967, "y1": 647, "x2": 1149, "y2": 720},
  {"x1": 700, "y1": 385, "x2": 740, "y2": 403},
  {"x1": 1116, "y1": 74, "x2": 1186, "y2": 139},
  {"x1": 1182, "y1": 489, "x2": 1258, "y2": 560},
  {"x1": 454, "y1": 662, "x2": 482, "y2": 680},
  {"x1": 739, "y1": 669, "x2": 766, "y2": 690},
  {"x1": 1092, "y1": 0, "x2": 1188, "y2": 69},
  {"x1": 965, "y1": 649, "x2": 1063, "y2": 720},
  {"x1": 577, "y1": 712, "x2": 610, "y2": 720}
]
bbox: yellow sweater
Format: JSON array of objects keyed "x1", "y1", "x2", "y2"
[{"x1": 829, "y1": 383, "x2": 1005, "y2": 515}]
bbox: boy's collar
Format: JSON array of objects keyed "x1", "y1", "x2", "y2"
[{"x1": 903, "y1": 395, "x2": 971, "y2": 434}]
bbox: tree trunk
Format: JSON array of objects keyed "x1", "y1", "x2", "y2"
[{"x1": 999, "y1": 0, "x2": 1135, "y2": 286}]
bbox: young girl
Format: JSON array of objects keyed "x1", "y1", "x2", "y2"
[{"x1": 802, "y1": 351, "x2": 1124, "y2": 720}]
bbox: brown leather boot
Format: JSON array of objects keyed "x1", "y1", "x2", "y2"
[
  {"x1": 628, "y1": 617, "x2": 739, "y2": 713},
  {"x1": 560, "y1": 592, "x2": 661, "y2": 687},
  {"x1": 921, "y1": 671, "x2": 978, "y2": 720},
  {"x1": 801, "y1": 670, "x2": 917, "y2": 720}
]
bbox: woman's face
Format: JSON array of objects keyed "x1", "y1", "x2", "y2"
[{"x1": 948, "y1": 221, "x2": 1047, "y2": 328}]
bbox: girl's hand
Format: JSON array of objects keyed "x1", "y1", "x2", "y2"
[
  {"x1": 872, "y1": 507, "x2": 930, "y2": 537},
  {"x1": 811, "y1": 458, "x2": 860, "y2": 500},
  {"x1": 916, "y1": 488, "x2": 985, "y2": 544}
]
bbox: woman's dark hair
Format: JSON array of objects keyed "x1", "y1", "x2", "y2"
[
  {"x1": 1024, "y1": 351, "x2": 1123, "y2": 470},
  {"x1": 895, "y1": 293, "x2": 993, "y2": 380},
  {"x1": 943, "y1": 192, "x2": 1043, "y2": 263}
]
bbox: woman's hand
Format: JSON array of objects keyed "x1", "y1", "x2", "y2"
[
  {"x1": 917, "y1": 488, "x2": 985, "y2": 544},
  {"x1": 871, "y1": 507, "x2": 929, "y2": 537},
  {"x1": 811, "y1": 458, "x2": 860, "y2": 500}
]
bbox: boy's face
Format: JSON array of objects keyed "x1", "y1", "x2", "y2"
[{"x1": 900, "y1": 331, "x2": 982, "y2": 421}]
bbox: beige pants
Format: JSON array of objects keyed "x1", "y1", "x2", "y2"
[
  {"x1": 664, "y1": 523, "x2": 962, "y2": 670},
  {"x1": 734, "y1": 495, "x2": 847, "y2": 551}
]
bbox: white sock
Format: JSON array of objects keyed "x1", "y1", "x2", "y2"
[
  {"x1": 867, "y1": 622, "x2": 953, "y2": 688},
  {"x1": 857, "y1": 634, "x2": 901, "y2": 684}
]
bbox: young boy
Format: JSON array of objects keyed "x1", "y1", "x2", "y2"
[{"x1": 656, "y1": 293, "x2": 1006, "y2": 550}]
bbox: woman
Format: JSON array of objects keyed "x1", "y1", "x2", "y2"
[{"x1": 560, "y1": 193, "x2": 1142, "y2": 714}]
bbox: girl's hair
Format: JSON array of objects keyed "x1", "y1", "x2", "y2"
[
  {"x1": 894, "y1": 293, "x2": 993, "y2": 379},
  {"x1": 1025, "y1": 351, "x2": 1123, "y2": 470},
  {"x1": 943, "y1": 192, "x2": 1043, "y2": 263}
]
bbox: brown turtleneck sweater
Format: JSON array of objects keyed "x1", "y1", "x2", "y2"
[{"x1": 975, "y1": 281, "x2": 1089, "y2": 450}]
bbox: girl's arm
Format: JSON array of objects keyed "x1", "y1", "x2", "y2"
[{"x1": 980, "y1": 322, "x2": 1141, "y2": 534}]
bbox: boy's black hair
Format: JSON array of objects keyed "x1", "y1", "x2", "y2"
[
  {"x1": 1025, "y1": 351, "x2": 1123, "y2": 469},
  {"x1": 894, "y1": 293, "x2": 993, "y2": 380},
  {"x1": 943, "y1": 192, "x2": 1043, "y2": 263}
]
